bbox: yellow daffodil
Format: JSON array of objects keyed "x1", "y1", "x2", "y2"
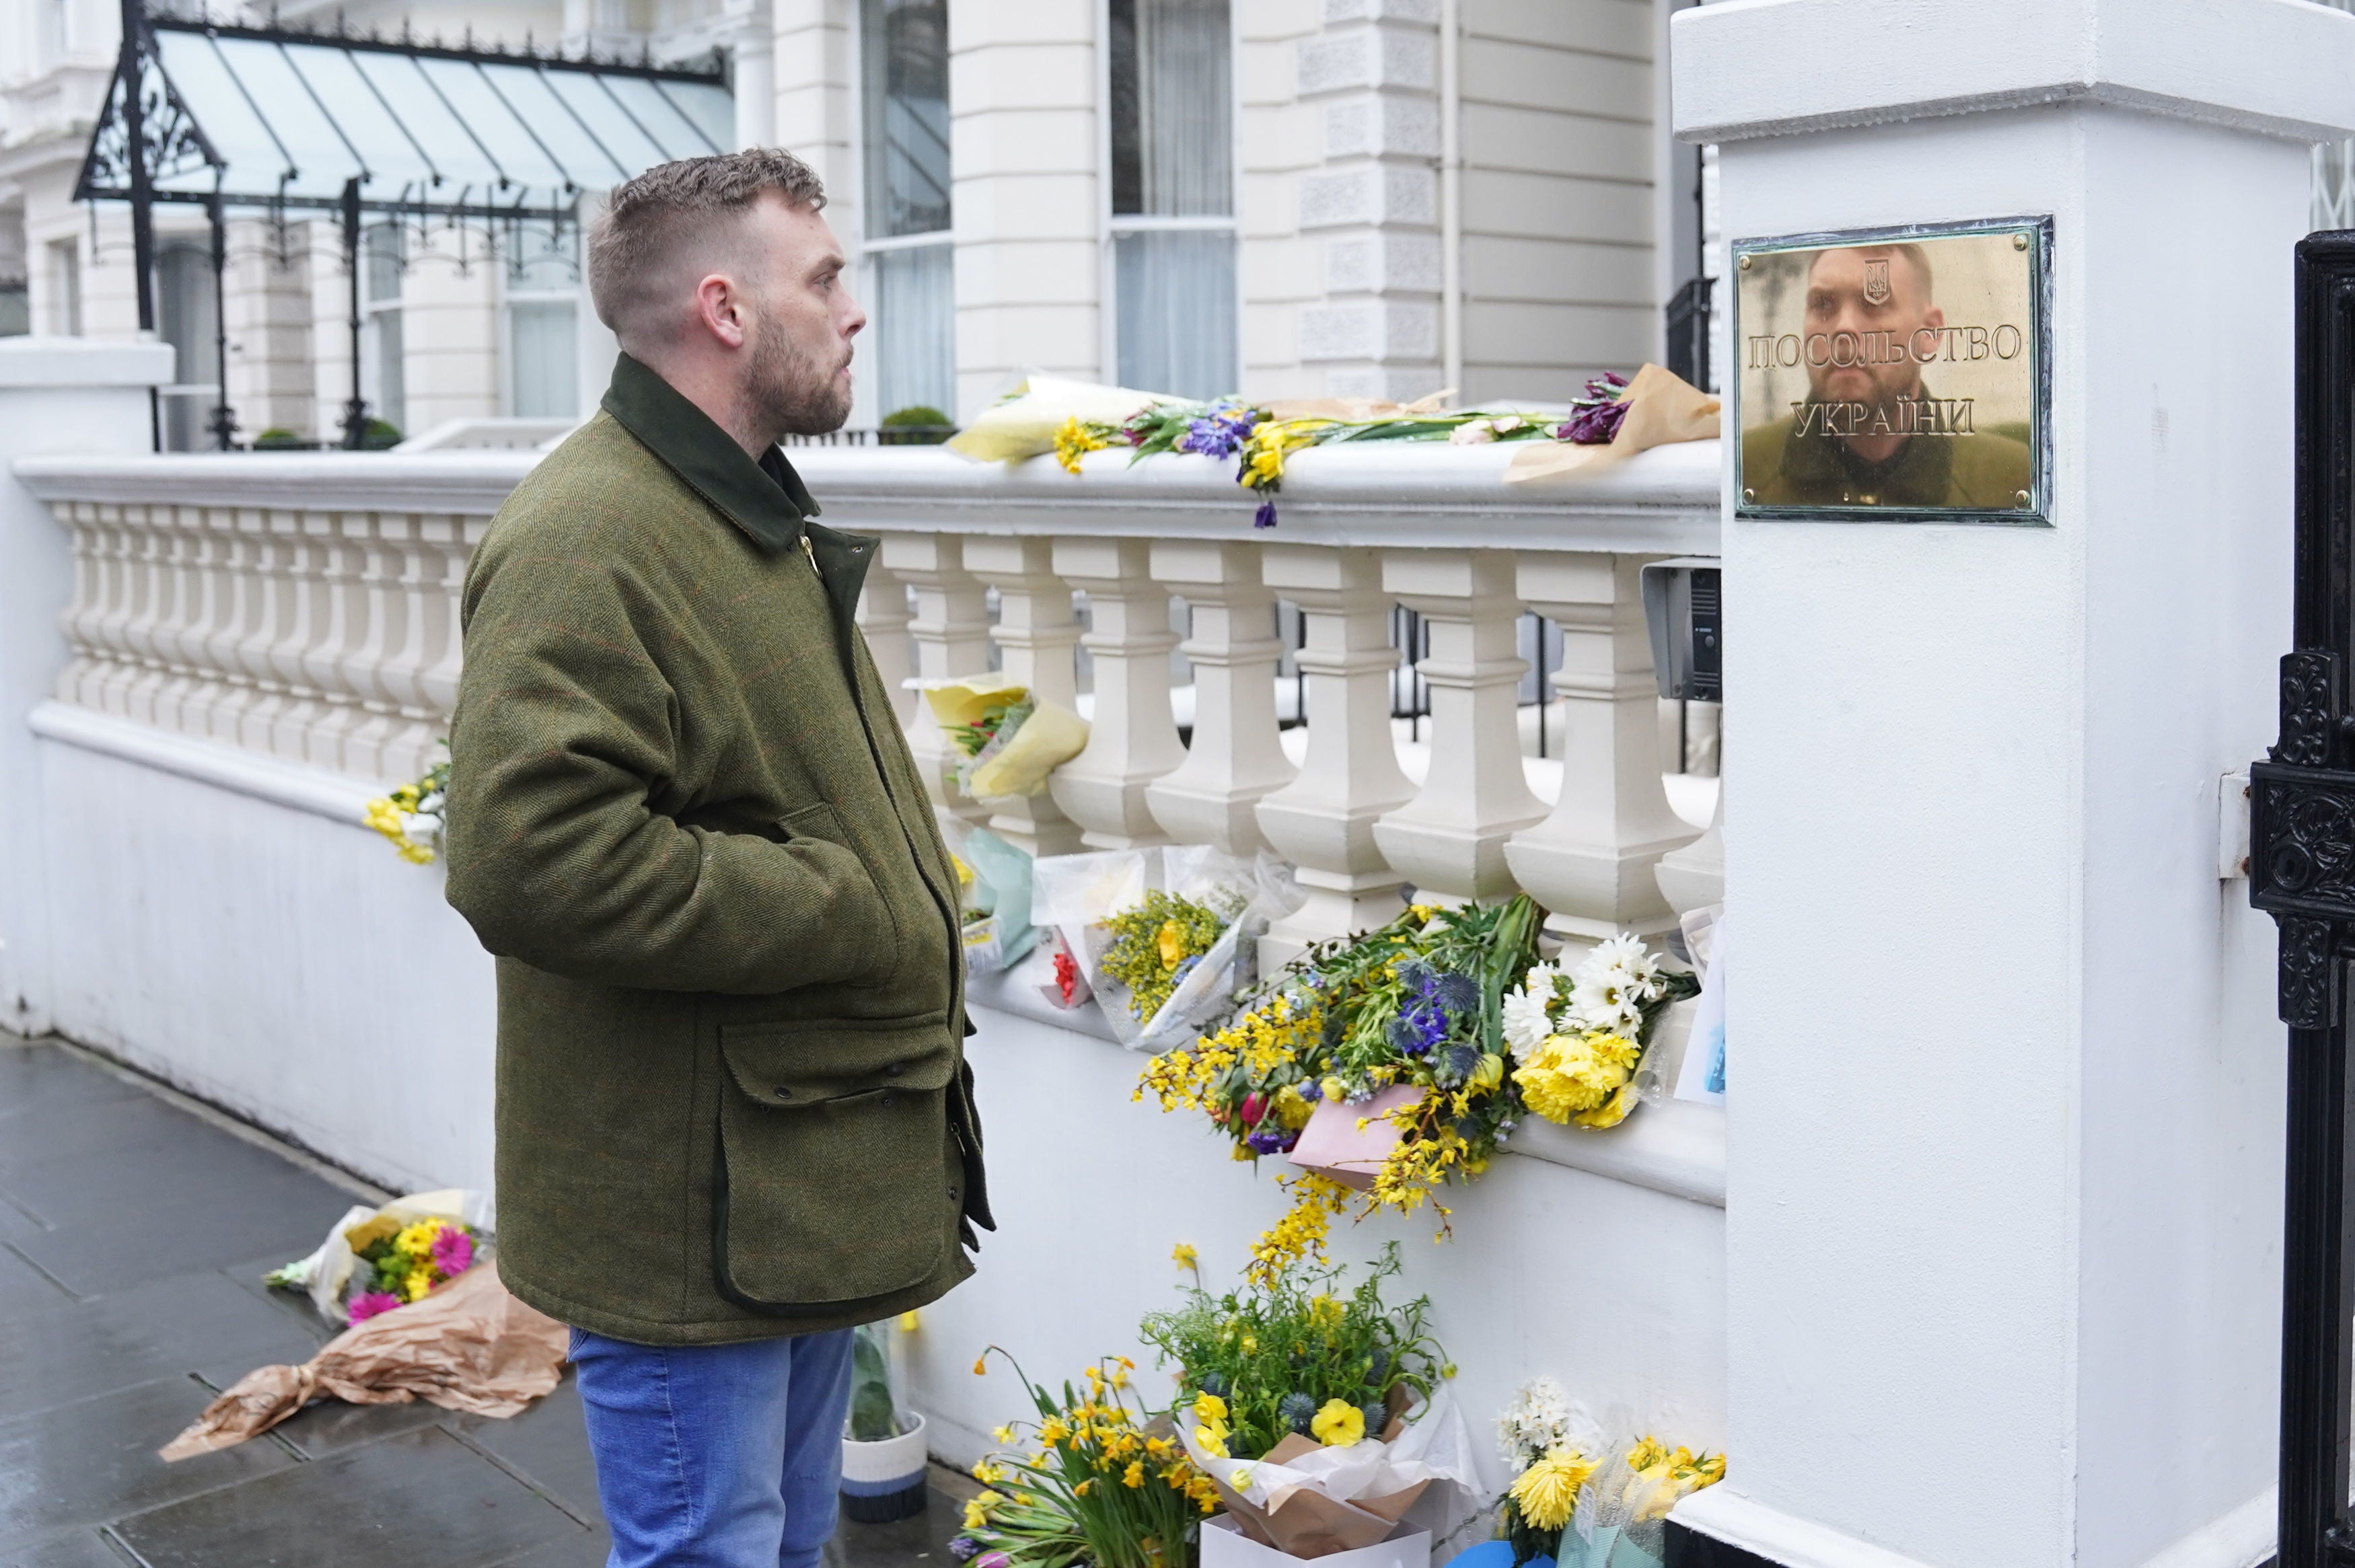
[
  {"x1": 962, "y1": 1492, "x2": 1002, "y2": 1532},
  {"x1": 1123, "y1": 1461, "x2": 1146, "y2": 1489},
  {"x1": 1039, "y1": 1417, "x2": 1070, "y2": 1445},
  {"x1": 1310, "y1": 1399, "x2": 1365, "y2": 1447},
  {"x1": 1074, "y1": 1479, "x2": 1093, "y2": 1498},
  {"x1": 1194, "y1": 1391, "x2": 1227, "y2": 1423},
  {"x1": 972, "y1": 1460, "x2": 1009, "y2": 1485},
  {"x1": 973, "y1": 1355, "x2": 989, "y2": 1376},
  {"x1": 1510, "y1": 1448, "x2": 1597, "y2": 1532},
  {"x1": 1172, "y1": 1242, "x2": 1199, "y2": 1270},
  {"x1": 898, "y1": 1310, "x2": 921, "y2": 1332},
  {"x1": 992, "y1": 1425, "x2": 1015, "y2": 1444}
]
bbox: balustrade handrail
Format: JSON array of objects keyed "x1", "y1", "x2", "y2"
[{"x1": 13, "y1": 437, "x2": 1722, "y2": 552}]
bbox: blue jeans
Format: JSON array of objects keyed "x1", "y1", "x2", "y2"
[{"x1": 569, "y1": 1326, "x2": 857, "y2": 1568}]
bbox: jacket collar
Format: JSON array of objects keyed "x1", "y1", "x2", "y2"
[{"x1": 600, "y1": 352, "x2": 821, "y2": 555}]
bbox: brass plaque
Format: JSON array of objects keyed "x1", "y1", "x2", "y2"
[{"x1": 1733, "y1": 218, "x2": 2051, "y2": 524}]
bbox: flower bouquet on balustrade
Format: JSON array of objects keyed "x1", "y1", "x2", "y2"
[
  {"x1": 924, "y1": 677, "x2": 1092, "y2": 805},
  {"x1": 363, "y1": 740, "x2": 449, "y2": 864},
  {"x1": 1499, "y1": 936, "x2": 1698, "y2": 1133},
  {"x1": 955, "y1": 1351, "x2": 1221, "y2": 1568},
  {"x1": 262, "y1": 1188, "x2": 488, "y2": 1327},
  {"x1": 1137, "y1": 897, "x2": 1542, "y2": 1271},
  {"x1": 1032, "y1": 846, "x2": 1303, "y2": 1051},
  {"x1": 1486, "y1": 1382, "x2": 1725, "y2": 1568},
  {"x1": 1148, "y1": 1246, "x2": 1480, "y2": 1563}
]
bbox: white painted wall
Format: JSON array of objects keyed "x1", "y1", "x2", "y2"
[{"x1": 1669, "y1": 2, "x2": 2355, "y2": 1565}]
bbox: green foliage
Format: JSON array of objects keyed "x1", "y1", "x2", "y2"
[
  {"x1": 882, "y1": 404, "x2": 951, "y2": 427},
  {"x1": 252, "y1": 427, "x2": 307, "y2": 449},
  {"x1": 847, "y1": 1323, "x2": 903, "y2": 1441},
  {"x1": 360, "y1": 418, "x2": 403, "y2": 450},
  {"x1": 1139, "y1": 1244, "x2": 1441, "y2": 1462}
]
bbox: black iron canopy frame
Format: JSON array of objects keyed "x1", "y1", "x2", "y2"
[
  {"x1": 2249, "y1": 231, "x2": 2355, "y2": 1568},
  {"x1": 75, "y1": 0, "x2": 728, "y2": 450}
]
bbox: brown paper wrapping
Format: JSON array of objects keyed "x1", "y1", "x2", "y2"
[
  {"x1": 1260, "y1": 391, "x2": 1455, "y2": 425},
  {"x1": 159, "y1": 1261, "x2": 566, "y2": 1460},
  {"x1": 1210, "y1": 1388, "x2": 1423, "y2": 1559},
  {"x1": 1504, "y1": 364, "x2": 1722, "y2": 484}
]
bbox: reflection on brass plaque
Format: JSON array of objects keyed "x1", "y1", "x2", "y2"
[{"x1": 1733, "y1": 217, "x2": 2051, "y2": 525}]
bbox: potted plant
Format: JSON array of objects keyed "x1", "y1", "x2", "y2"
[{"x1": 841, "y1": 1322, "x2": 929, "y2": 1523}]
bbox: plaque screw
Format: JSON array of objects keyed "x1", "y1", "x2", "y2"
[
  {"x1": 2013, "y1": 233, "x2": 2029, "y2": 251},
  {"x1": 1741, "y1": 487, "x2": 1756, "y2": 503},
  {"x1": 1738, "y1": 254, "x2": 1753, "y2": 271},
  {"x1": 2014, "y1": 490, "x2": 2031, "y2": 507}
]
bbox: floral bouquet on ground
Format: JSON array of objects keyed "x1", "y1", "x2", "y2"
[
  {"x1": 1138, "y1": 897, "x2": 1542, "y2": 1277},
  {"x1": 1492, "y1": 1379, "x2": 1603, "y2": 1565},
  {"x1": 943, "y1": 813, "x2": 1044, "y2": 976},
  {"x1": 959, "y1": 1352, "x2": 1219, "y2": 1568},
  {"x1": 263, "y1": 1189, "x2": 486, "y2": 1326},
  {"x1": 1034, "y1": 846, "x2": 1301, "y2": 1051},
  {"x1": 1149, "y1": 1247, "x2": 1479, "y2": 1559},
  {"x1": 1499, "y1": 935, "x2": 1699, "y2": 1132}
]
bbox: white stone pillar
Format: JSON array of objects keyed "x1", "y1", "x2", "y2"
[
  {"x1": 1256, "y1": 543, "x2": 1414, "y2": 959},
  {"x1": 1145, "y1": 541, "x2": 1297, "y2": 856},
  {"x1": 1048, "y1": 537, "x2": 1185, "y2": 849},
  {"x1": 881, "y1": 533, "x2": 991, "y2": 819},
  {"x1": 856, "y1": 559, "x2": 918, "y2": 728},
  {"x1": 0, "y1": 340, "x2": 173, "y2": 1036},
  {"x1": 729, "y1": 0, "x2": 777, "y2": 151},
  {"x1": 1503, "y1": 552, "x2": 1696, "y2": 942},
  {"x1": 1667, "y1": 5, "x2": 2355, "y2": 1568},
  {"x1": 963, "y1": 537, "x2": 1086, "y2": 858},
  {"x1": 1372, "y1": 548, "x2": 1543, "y2": 901}
]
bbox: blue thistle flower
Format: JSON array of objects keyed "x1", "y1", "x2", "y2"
[{"x1": 1278, "y1": 1391, "x2": 1318, "y2": 1434}]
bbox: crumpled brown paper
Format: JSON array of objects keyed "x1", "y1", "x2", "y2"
[
  {"x1": 1505, "y1": 363, "x2": 1722, "y2": 483},
  {"x1": 160, "y1": 1261, "x2": 566, "y2": 1460},
  {"x1": 1260, "y1": 391, "x2": 1456, "y2": 424},
  {"x1": 1210, "y1": 1433, "x2": 1428, "y2": 1559}
]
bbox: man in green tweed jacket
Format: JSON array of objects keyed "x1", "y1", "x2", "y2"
[{"x1": 443, "y1": 149, "x2": 988, "y2": 1568}]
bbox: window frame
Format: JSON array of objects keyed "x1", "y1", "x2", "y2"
[
  {"x1": 853, "y1": 0, "x2": 957, "y2": 422},
  {"x1": 1096, "y1": 0, "x2": 1244, "y2": 396},
  {"x1": 358, "y1": 222, "x2": 406, "y2": 435}
]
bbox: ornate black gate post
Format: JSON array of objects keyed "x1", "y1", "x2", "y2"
[{"x1": 2250, "y1": 233, "x2": 2355, "y2": 1568}]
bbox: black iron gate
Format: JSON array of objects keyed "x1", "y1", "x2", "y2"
[{"x1": 2249, "y1": 233, "x2": 2355, "y2": 1568}]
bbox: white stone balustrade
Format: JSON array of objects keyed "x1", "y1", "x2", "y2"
[{"x1": 15, "y1": 441, "x2": 1719, "y2": 932}]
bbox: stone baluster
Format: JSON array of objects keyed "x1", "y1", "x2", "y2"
[
  {"x1": 881, "y1": 534, "x2": 992, "y2": 819},
  {"x1": 235, "y1": 512, "x2": 298, "y2": 755},
  {"x1": 165, "y1": 507, "x2": 237, "y2": 738},
  {"x1": 118, "y1": 504, "x2": 178, "y2": 726},
  {"x1": 196, "y1": 509, "x2": 264, "y2": 743},
  {"x1": 305, "y1": 513, "x2": 380, "y2": 773},
  {"x1": 88, "y1": 505, "x2": 143, "y2": 716},
  {"x1": 155, "y1": 506, "x2": 217, "y2": 734},
  {"x1": 412, "y1": 516, "x2": 478, "y2": 743},
  {"x1": 1145, "y1": 542, "x2": 1296, "y2": 854},
  {"x1": 855, "y1": 558, "x2": 917, "y2": 727},
  {"x1": 375, "y1": 513, "x2": 445, "y2": 782},
  {"x1": 54, "y1": 503, "x2": 106, "y2": 708},
  {"x1": 269, "y1": 516, "x2": 336, "y2": 764},
  {"x1": 1504, "y1": 552, "x2": 1700, "y2": 941},
  {"x1": 1048, "y1": 537, "x2": 1184, "y2": 848},
  {"x1": 1256, "y1": 544, "x2": 1416, "y2": 960},
  {"x1": 341, "y1": 513, "x2": 419, "y2": 781},
  {"x1": 1372, "y1": 548, "x2": 1546, "y2": 902},
  {"x1": 963, "y1": 537, "x2": 1086, "y2": 858}
]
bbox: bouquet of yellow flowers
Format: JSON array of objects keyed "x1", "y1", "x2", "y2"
[
  {"x1": 1498, "y1": 936, "x2": 1698, "y2": 1132},
  {"x1": 363, "y1": 742, "x2": 449, "y2": 864},
  {"x1": 263, "y1": 1189, "x2": 486, "y2": 1325},
  {"x1": 960, "y1": 1351, "x2": 1220, "y2": 1568}
]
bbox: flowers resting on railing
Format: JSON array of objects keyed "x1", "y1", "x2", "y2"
[{"x1": 364, "y1": 743, "x2": 449, "y2": 864}]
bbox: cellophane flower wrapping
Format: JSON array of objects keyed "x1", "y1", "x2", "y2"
[
  {"x1": 1031, "y1": 846, "x2": 1303, "y2": 1050},
  {"x1": 922, "y1": 677, "x2": 1092, "y2": 805},
  {"x1": 262, "y1": 1188, "x2": 491, "y2": 1327},
  {"x1": 941, "y1": 813, "x2": 1042, "y2": 975},
  {"x1": 1550, "y1": 1425, "x2": 1725, "y2": 1568},
  {"x1": 1498, "y1": 934, "x2": 1698, "y2": 1131}
]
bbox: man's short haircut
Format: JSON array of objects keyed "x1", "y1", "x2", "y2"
[
  {"x1": 1809, "y1": 241, "x2": 1934, "y2": 303},
  {"x1": 588, "y1": 149, "x2": 828, "y2": 349}
]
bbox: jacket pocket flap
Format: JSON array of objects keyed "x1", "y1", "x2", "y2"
[{"x1": 720, "y1": 1016, "x2": 957, "y2": 1107}]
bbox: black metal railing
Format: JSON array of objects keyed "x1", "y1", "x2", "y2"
[{"x1": 1666, "y1": 275, "x2": 1713, "y2": 392}]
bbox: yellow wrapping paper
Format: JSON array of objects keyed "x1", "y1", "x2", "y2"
[
  {"x1": 1505, "y1": 363, "x2": 1721, "y2": 483},
  {"x1": 920, "y1": 677, "x2": 1091, "y2": 800},
  {"x1": 945, "y1": 376, "x2": 1176, "y2": 463}
]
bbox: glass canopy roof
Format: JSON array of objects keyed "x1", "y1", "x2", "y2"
[{"x1": 85, "y1": 19, "x2": 733, "y2": 217}]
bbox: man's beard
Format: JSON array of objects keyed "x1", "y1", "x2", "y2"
[{"x1": 748, "y1": 316, "x2": 852, "y2": 439}]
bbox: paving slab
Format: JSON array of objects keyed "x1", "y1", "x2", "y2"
[
  {"x1": 110, "y1": 1426, "x2": 585, "y2": 1568},
  {"x1": 0, "y1": 1266, "x2": 324, "y2": 1425},
  {"x1": 0, "y1": 1047, "x2": 146, "y2": 1130},
  {"x1": 0, "y1": 1528, "x2": 139, "y2": 1567},
  {"x1": 445, "y1": 1378, "x2": 602, "y2": 1524},
  {"x1": 0, "y1": 1375, "x2": 296, "y2": 1545}
]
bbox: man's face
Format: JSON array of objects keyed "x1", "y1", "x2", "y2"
[
  {"x1": 1802, "y1": 248, "x2": 1940, "y2": 412},
  {"x1": 737, "y1": 195, "x2": 865, "y2": 437}
]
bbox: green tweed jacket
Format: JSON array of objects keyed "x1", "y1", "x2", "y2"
[{"x1": 444, "y1": 354, "x2": 990, "y2": 1345}]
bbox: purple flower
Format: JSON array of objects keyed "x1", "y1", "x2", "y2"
[
  {"x1": 347, "y1": 1290, "x2": 402, "y2": 1324},
  {"x1": 1178, "y1": 402, "x2": 1257, "y2": 459},
  {"x1": 949, "y1": 1540, "x2": 982, "y2": 1563},
  {"x1": 977, "y1": 1553, "x2": 1013, "y2": 1568},
  {"x1": 431, "y1": 1227, "x2": 475, "y2": 1278},
  {"x1": 1254, "y1": 498, "x2": 1278, "y2": 529},
  {"x1": 1245, "y1": 1127, "x2": 1300, "y2": 1155},
  {"x1": 1558, "y1": 372, "x2": 1633, "y2": 445}
]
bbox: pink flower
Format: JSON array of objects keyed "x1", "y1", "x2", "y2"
[
  {"x1": 431, "y1": 1227, "x2": 475, "y2": 1277},
  {"x1": 348, "y1": 1291, "x2": 402, "y2": 1324}
]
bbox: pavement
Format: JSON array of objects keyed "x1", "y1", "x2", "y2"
[{"x1": 0, "y1": 1034, "x2": 972, "y2": 1568}]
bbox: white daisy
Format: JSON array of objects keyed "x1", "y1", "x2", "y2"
[{"x1": 1500, "y1": 965, "x2": 1562, "y2": 1057}]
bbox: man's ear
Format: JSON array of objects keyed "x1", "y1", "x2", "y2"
[{"x1": 693, "y1": 272, "x2": 750, "y2": 350}]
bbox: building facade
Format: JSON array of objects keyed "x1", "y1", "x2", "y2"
[{"x1": 0, "y1": 0, "x2": 1708, "y2": 446}]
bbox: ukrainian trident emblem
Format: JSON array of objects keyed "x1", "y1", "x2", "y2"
[{"x1": 1862, "y1": 258, "x2": 1892, "y2": 305}]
